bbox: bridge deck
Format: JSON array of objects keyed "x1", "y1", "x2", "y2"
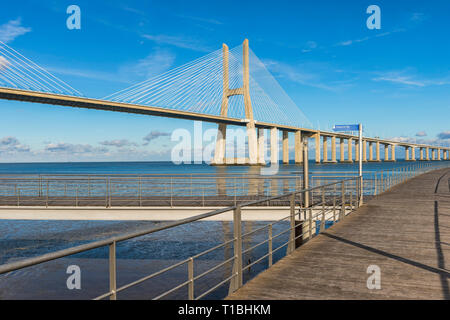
[{"x1": 228, "y1": 168, "x2": 450, "y2": 300}]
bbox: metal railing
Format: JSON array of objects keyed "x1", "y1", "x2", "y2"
[
  {"x1": 0, "y1": 162, "x2": 448, "y2": 208},
  {"x1": 0, "y1": 162, "x2": 449, "y2": 299},
  {"x1": 0, "y1": 177, "x2": 361, "y2": 300}
]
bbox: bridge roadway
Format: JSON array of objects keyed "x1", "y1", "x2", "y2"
[
  {"x1": 227, "y1": 168, "x2": 450, "y2": 300},
  {"x1": 1, "y1": 87, "x2": 448, "y2": 154}
]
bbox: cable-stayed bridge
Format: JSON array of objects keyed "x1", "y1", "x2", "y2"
[{"x1": 0, "y1": 39, "x2": 449, "y2": 164}]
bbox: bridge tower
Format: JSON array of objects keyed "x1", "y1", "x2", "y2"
[{"x1": 212, "y1": 39, "x2": 259, "y2": 165}]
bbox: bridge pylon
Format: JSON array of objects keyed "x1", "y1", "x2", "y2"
[{"x1": 212, "y1": 39, "x2": 260, "y2": 166}]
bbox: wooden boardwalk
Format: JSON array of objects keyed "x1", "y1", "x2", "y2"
[{"x1": 228, "y1": 168, "x2": 450, "y2": 300}]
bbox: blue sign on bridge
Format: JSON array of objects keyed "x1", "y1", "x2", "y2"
[{"x1": 333, "y1": 124, "x2": 360, "y2": 132}]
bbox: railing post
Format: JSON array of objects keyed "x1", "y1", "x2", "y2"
[
  {"x1": 268, "y1": 224, "x2": 273, "y2": 267},
  {"x1": 139, "y1": 177, "x2": 142, "y2": 207},
  {"x1": 374, "y1": 174, "x2": 377, "y2": 196},
  {"x1": 170, "y1": 177, "x2": 173, "y2": 207},
  {"x1": 229, "y1": 206, "x2": 243, "y2": 293},
  {"x1": 288, "y1": 194, "x2": 296, "y2": 254},
  {"x1": 349, "y1": 180, "x2": 353, "y2": 211},
  {"x1": 46, "y1": 179, "x2": 49, "y2": 208},
  {"x1": 340, "y1": 181, "x2": 345, "y2": 220},
  {"x1": 333, "y1": 184, "x2": 337, "y2": 222},
  {"x1": 188, "y1": 258, "x2": 194, "y2": 300},
  {"x1": 105, "y1": 179, "x2": 108, "y2": 208},
  {"x1": 320, "y1": 187, "x2": 325, "y2": 233},
  {"x1": 109, "y1": 241, "x2": 117, "y2": 300},
  {"x1": 108, "y1": 178, "x2": 111, "y2": 208}
]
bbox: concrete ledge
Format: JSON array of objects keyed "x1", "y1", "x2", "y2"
[{"x1": 0, "y1": 206, "x2": 347, "y2": 222}]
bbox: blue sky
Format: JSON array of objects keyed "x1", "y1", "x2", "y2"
[{"x1": 0, "y1": 0, "x2": 449, "y2": 162}]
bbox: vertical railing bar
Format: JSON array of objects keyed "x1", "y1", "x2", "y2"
[
  {"x1": 109, "y1": 241, "x2": 117, "y2": 300},
  {"x1": 188, "y1": 258, "x2": 194, "y2": 300}
]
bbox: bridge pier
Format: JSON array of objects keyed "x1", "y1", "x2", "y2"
[
  {"x1": 426, "y1": 147, "x2": 430, "y2": 160},
  {"x1": 282, "y1": 131, "x2": 289, "y2": 164},
  {"x1": 411, "y1": 147, "x2": 416, "y2": 161},
  {"x1": 315, "y1": 133, "x2": 321, "y2": 163},
  {"x1": 257, "y1": 128, "x2": 266, "y2": 165},
  {"x1": 343, "y1": 138, "x2": 353, "y2": 163},
  {"x1": 376, "y1": 142, "x2": 381, "y2": 162},
  {"x1": 362, "y1": 140, "x2": 367, "y2": 162},
  {"x1": 355, "y1": 139, "x2": 360, "y2": 162},
  {"x1": 368, "y1": 142, "x2": 373, "y2": 161},
  {"x1": 405, "y1": 146, "x2": 410, "y2": 161},
  {"x1": 391, "y1": 144, "x2": 396, "y2": 162},
  {"x1": 322, "y1": 136, "x2": 328, "y2": 162},
  {"x1": 331, "y1": 136, "x2": 337, "y2": 163},
  {"x1": 384, "y1": 144, "x2": 389, "y2": 161},
  {"x1": 270, "y1": 127, "x2": 279, "y2": 165},
  {"x1": 294, "y1": 130, "x2": 303, "y2": 164}
]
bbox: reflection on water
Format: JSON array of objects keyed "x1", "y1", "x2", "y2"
[{"x1": 0, "y1": 219, "x2": 290, "y2": 300}]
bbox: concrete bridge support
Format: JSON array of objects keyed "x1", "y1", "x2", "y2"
[
  {"x1": 369, "y1": 142, "x2": 373, "y2": 161},
  {"x1": 339, "y1": 138, "x2": 345, "y2": 162},
  {"x1": 344, "y1": 138, "x2": 353, "y2": 163},
  {"x1": 405, "y1": 146, "x2": 410, "y2": 161},
  {"x1": 315, "y1": 133, "x2": 321, "y2": 163},
  {"x1": 257, "y1": 128, "x2": 266, "y2": 165},
  {"x1": 437, "y1": 149, "x2": 441, "y2": 161},
  {"x1": 323, "y1": 136, "x2": 328, "y2": 162},
  {"x1": 376, "y1": 142, "x2": 381, "y2": 161},
  {"x1": 355, "y1": 140, "x2": 360, "y2": 162},
  {"x1": 270, "y1": 127, "x2": 278, "y2": 165},
  {"x1": 411, "y1": 147, "x2": 416, "y2": 161},
  {"x1": 331, "y1": 136, "x2": 337, "y2": 163},
  {"x1": 391, "y1": 144, "x2": 396, "y2": 162},
  {"x1": 384, "y1": 144, "x2": 389, "y2": 161},
  {"x1": 294, "y1": 131, "x2": 303, "y2": 164},
  {"x1": 432, "y1": 149, "x2": 436, "y2": 161},
  {"x1": 426, "y1": 147, "x2": 430, "y2": 160},
  {"x1": 420, "y1": 148, "x2": 424, "y2": 161},
  {"x1": 212, "y1": 40, "x2": 258, "y2": 165},
  {"x1": 362, "y1": 140, "x2": 367, "y2": 162},
  {"x1": 282, "y1": 131, "x2": 289, "y2": 164}
]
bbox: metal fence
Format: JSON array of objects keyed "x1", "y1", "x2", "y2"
[
  {"x1": 0, "y1": 177, "x2": 360, "y2": 299},
  {"x1": 0, "y1": 162, "x2": 448, "y2": 207}
]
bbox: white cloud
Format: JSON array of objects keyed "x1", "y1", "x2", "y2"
[
  {"x1": 415, "y1": 131, "x2": 427, "y2": 137},
  {"x1": 120, "y1": 49, "x2": 176, "y2": 79},
  {"x1": 0, "y1": 136, "x2": 30, "y2": 153},
  {"x1": 142, "y1": 34, "x2": 212, "y2": 52},
  {"x1": 372, "y1": 70, "x2": 450, "y2": 87},
  {"x1": 264, "y1": 59, "x2": 356, "y2": 92},
  {"x1": 0, "y1": 18, "x2": 31, "y2": 43},
  {"x1": 143, "y1": 131, "x2": 171, "y2": 145},
  {"x1": 99, "y1": 139, "x2": 138, "y2": 148},
  {"x1": 0, "y1": 55, "x2": 9, "y2": 71}
]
